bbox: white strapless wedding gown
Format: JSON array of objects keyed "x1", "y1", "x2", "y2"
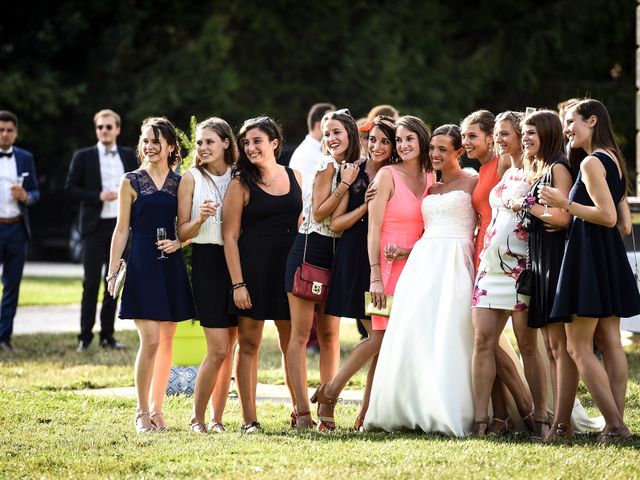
[{"x1": 365, "y1": 190, "x2": 477, "y2": 436}]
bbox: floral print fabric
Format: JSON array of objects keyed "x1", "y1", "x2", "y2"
[{"x1": 473, "y1": 167, "x2": 530, "y2": 310}]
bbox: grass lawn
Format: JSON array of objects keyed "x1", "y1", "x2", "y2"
[
  {"x1": 17, "y1": 276, "x2": 88, "y2": 306},
  {"x1": 2, "y1": 328, "x2": 640, "y2": 479}
]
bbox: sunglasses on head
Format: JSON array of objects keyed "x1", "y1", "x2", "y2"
[{"x1": 96, "y1": 124, "x2": 114, "y2": 131}]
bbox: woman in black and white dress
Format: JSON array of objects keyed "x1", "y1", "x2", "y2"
[{"x1": 177, "y1": 117, "x2": 238, "y2": 433}]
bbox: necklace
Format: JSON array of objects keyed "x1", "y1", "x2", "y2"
[{"x1": 260, "y1": 169, "x2": 281, "y2": 186}]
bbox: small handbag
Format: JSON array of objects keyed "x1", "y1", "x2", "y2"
[
  {"x1": 291, "y1": 221, "x2": 333, "y2": 302},
  {"x1": 515, "y1": 268, "x2": 533, "y2": 296},
  {"x1": 292, "y1": 262, "x2": 331, "y2": 303},
  {"x1": 111, "y1": 259, "x2": 127, "y2": 298},
  {"x1": 364, "y1": 291, "x2": 393, "y2": 317}
]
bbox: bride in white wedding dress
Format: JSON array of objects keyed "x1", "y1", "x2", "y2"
[{"x1": 365, "y1": 125, "x2": 479, "y2": 436}]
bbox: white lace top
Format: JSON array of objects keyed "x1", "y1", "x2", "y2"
[{"x1": 298, "y1": 155, "x2": 341, "y2": 238}]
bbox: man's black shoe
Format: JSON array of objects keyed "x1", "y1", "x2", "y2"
[
  {"x1": 0, "y1": 341, "x2": 14, "y2": 352},
  {"x1": 76, "y1": 340, "x2": 90, "y2": 352},
  {"x1": 100, "y1": 338, "x2": 125, "y2": 350}
]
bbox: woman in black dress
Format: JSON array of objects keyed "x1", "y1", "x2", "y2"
[
  {"x1": 321, "y1": 115, "x2": 395, "y2": 430},
  {"x1": 223, "y1": 117, "x2": 302, "y2": 433},
  {"x1": 540, "y1": 99, "x2": 640, "y2": 443},
  {"x1": 107, "y1": 117, "x2": 195, "y2": 433},
  {"x1": 510, "y1": 110, "x2": 576, "y2": 440}
]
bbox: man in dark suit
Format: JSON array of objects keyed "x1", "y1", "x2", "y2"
[
  {"x1": 0, "y1": 111, "x2": 39, "y2": 352},
  {"x1": 65, "y1": 109, "x2": 138, "y2": 352}
]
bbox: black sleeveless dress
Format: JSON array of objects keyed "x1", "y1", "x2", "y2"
[
  {"x1": 228, "y1": 167, "x2": 302, "y2": 320},
  {"x1": 551, "y1": 152, "x2": 640, "y2": 319},
  {"x1": 527, "y1": 160, "x2": 574, "y2": 328},
  {"x1": 325, "y1": 167, "x2": 371, "y2": 319}
]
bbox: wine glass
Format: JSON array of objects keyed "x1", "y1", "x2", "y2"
[
  {"x1": 157, "y1": 227, "x2": 168, "y2": 260},
  {"x1": 540, "y1": 173, "x2": 551, "y2": 218},
  {"x1": 384, "y1": 243, "x2": 397, "y2": 277}
]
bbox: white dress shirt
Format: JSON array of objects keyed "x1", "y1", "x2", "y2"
[
  {"x1": 288, "y1": 135, "x2": 323, "y2": 202},
  {"x1": 98, "y1": 143, "x2": 124, "y2": 219},
  {"x1": 0, "y1": 149, "x2": 21, "y2": 218}
]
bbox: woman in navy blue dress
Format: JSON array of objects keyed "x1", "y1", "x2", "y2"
[
  {"x1": 540, "y1": 99, "x2": 640, "y2": 443},
  {"x1": 107, "y1": 117, "x2": 195, "y2": 433}
]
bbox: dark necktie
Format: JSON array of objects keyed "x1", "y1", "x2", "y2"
[{"x1": 0, "y1": 152, "x2": 12, "y2": 158}]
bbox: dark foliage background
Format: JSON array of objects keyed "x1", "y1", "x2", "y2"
[{"x1": 0, "y1": 0, "x2": 635, "y2": 256}]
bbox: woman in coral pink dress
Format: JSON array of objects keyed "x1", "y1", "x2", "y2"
[{"x1": 367, "y1": 115, "x2": 434, "y2": 327}]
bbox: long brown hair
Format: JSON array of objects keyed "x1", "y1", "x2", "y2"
[
  {"x1": 194, "y1": 117, "x2": 238, "y2": 183},
  {"x1": 232, "y1": 116, "x2": 283, "y2": 187},
  {"x1": 521, "y1": 110, "x2": 565, "y2": 181},
  {"x1": 572, "y1": 99, "x2": 629, "y2": 192},
  {"x1": 137, "y1": 117, "x2": 182, "y2": 168},
  {"x1": 395, "y1": 115, "x2": 433, "y2": 172}
]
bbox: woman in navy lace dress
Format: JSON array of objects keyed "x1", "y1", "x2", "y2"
[
  {"x1": 107, "y1": 117, "x2": 195, "y2": 433},
  {"x1": 540, "y1": 99, "x2": 640, "y2": 443}
]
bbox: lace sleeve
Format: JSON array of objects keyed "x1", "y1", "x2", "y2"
[{"x1": 125, "y1": 171, "x2": 139, "y2": 194}]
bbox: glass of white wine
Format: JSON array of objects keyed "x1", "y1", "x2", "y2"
[{"x1": 157, "y1": 227, "x2": 168, "y2": 260}]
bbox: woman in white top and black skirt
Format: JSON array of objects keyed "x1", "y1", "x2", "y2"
[
  {"x1": 177, "y1": 117, "x2": 238, "y2": 433},
  {"x1": 285, "y1": 109, "x2": 360, "y2": 430}
]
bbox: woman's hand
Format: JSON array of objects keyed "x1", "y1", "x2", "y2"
[
  {"x1": 369, "y1": 279, "x2": 386, "y2": 309},
  {"x1": 509, "y1": 197, "x2": 524, "y2": 213},
  {"x1": 107, "y1": 277, "x2": 116, "y2": 297},
  {"x1": 364, "y1": 182, "x2": 377, "y2": 204},
  {"x1": 539, "y1": 185, "x2": 569, "y2": 210},
  {"x1": 390, "y1": 246, "x2": 411, "y2": 261},
  {"x1": 157, "y1": 238, "x2": 182, "y2": 254},
  {"x1": 340, "y1": 162, "x2": 359, "y2": 186},
  {"x1": 233, "y1": 286, "x2": 252, "y2": 310},
  {"x1": 198, "y1": 199, "x2": 219, "y2": 223}
]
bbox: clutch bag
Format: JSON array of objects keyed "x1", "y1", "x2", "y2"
[
  {"x1": 364, "y1": 291, "x2": 393, "y2": 317},
  {"x1": 112, "y1": 259, "x2": 127, "y2": 298}
]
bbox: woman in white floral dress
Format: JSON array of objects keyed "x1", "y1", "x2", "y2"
[{"x1": 470, "y1": 111, "x2": 549, "y2": 438}]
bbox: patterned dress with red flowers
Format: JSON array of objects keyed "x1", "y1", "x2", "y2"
[{"x1": 472, "y1": 167, "x2": 529, "y2": 310}]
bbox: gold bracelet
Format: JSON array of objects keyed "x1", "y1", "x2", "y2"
[
  {"x1": 334, "y1": 188, "x2": 344, "y2": 198},
  {"x1": 564, "y1": 200, "x2": 573, "y2": 212}
]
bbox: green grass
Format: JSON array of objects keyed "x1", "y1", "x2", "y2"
[
  {"x1": 2, "y1": 329, "x2": 640, "y2": 478},
  {"x1": 17, "y1": 276, "x2": 87, "y2": 306}
]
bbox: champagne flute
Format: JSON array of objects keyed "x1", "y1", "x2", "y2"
[
  {"x1": 157, "y1": 227, "x2": 168, "y2": 260},
  {"x1": 384, "y1": 243, "x2": 397, "y2": 277},
  {"x1": 540, "y1": 172, "x2": 551, "y2": 218}
]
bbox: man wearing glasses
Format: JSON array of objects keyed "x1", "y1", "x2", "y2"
[
  {"x1": 65, "y1": 109, "x2": 137, "y2": 352},
  {"x1": 0, "y1": 110, "x2": 39, "y2": 352}
]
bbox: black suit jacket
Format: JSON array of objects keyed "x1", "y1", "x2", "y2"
[{"x1": 64, "y1": 145, "x2": 138, "y2": 236}]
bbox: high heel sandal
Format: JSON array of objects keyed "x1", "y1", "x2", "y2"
[
  {"x1": 208, "y1": 421, "x2": 226, "y2": 433},
  {"x1": 150, "y1": 412, "x2": 169, "y2": 431},
  {"x1": 546, "y1": 423, "x2": 574, "y2": 442},
  {"x1": 134, "y1": 412, "x2": 155, "y2": 433},
  {"x1": 531, "y1": 419, "x2": 551, "y2": 441},
  {"x1": 598, "y1": 424, "x2": 632, "y2": 444},
  {"x1": 487, "y1": 417, "x2": 512, "y2": 437},
  {"x1": 310, "y1": 384, "x2": 338, "y2": 432},
  {"x1": 472, "y1": 418, "x2": 490, "y2": 436},
  {"x1": 521, "y1": 409, "x2": 535, "y2": 432},
  {"x1": 189, "y1": 421, "x2": 208, "y2": 434}
]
